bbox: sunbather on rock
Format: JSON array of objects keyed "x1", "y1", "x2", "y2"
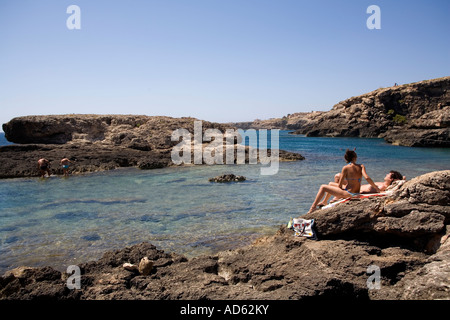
[
  {"x1": 318, "y1": 170, "x2": 404, "y2": 207},
  {"x1": 308, "y1": 149, "x2": 379, "y2": 214},
  {"x1": 360, "y1": 170, "x2": 404, "y2": 193}
]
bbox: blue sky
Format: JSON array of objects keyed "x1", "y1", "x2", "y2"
[{"x1": 0, "y1": 0, "x2": 449, "y2": 128}]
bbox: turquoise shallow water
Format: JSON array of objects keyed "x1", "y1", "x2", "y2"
[{"x1": 0, "y1": 131, "x2": 449, "y2": 273}]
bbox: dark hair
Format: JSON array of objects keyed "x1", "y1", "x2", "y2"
[
  {"x1": 344, "y1": 149, "x2": 357, "y2": 162},
  {"x1": 390, "y1": 170, "x2": 403, "y2": 180}
]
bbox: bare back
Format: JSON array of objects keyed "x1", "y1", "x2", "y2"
[{"x1": 339, "y1": 163, "x2": 363, "y2": 193}]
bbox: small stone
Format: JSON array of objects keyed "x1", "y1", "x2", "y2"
[{"x1": 138, "y1": 257, "x2": 153, "y2": 276}]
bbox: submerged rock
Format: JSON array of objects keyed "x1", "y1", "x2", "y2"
[{"x1": 208, "y1": 174, "x2": 246, "y2": 183}]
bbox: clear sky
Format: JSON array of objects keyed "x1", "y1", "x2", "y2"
[{"x1": 0, "y1": 0, "x2": 449, "y2": 129}]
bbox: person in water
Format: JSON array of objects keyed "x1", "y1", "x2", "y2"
[
  {"x1": 37, "y1": 158, "x2": 51, "y2": 178},
  {"x1": 317, "y1": 169, "x2": 405, "y2": 207},
  {"x1": 307, "y1": 149, "x2": 380, "y2": 214},
  {"x1": 60, "y1": 157, "x2": 72, "y2": 177}
]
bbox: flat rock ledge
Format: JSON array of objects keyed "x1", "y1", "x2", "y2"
[{"x1": 1, "y1": 170, "x2": 449, "y2": 300}]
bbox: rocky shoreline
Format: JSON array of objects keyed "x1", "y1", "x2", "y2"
[
  {"x1": 293, "y1": 77, "x2": 450, "y2": 147},
  {"x1": 229, "y1": 77, "x2": 450, "y2": 147},
  {"x1": 0, "y1": 115, "x2": 304, "y2": 179},
  {"x1": 1, "y1": 170, "x2": 448, "y2": 300}
]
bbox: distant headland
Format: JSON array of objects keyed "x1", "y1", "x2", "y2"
[{"x1": 227, "y1": 76, "x2": 450, "y2": 147}]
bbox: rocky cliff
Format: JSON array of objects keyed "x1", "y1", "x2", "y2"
[
  {"x1": 231, "y1": 77, "x2": 450, "y2": 147},
  {"x1": 292, "y1": 77, "x2": 450, "y2": 147},
  {"x1": 1, "y1": 170, "x2": 448, "y2": 300},
  {"x1": 0, "y1": 115, "x2": 304, "y2": 178}
]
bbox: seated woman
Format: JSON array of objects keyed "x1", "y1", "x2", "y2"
[
  {"x1": 317, "y1": 173, "x2": 347, "y2": 207},
  {"x1": 307, "y1": 149, "x2": 380, "y2": 214}
]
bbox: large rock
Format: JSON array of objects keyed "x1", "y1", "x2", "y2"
[
  {"x1": 1, "y1": 170, "x2": 448, "y2": 300},
  {"x1": 392, "y1": 169, "x2": 450, "y2": 207},
  {"x1": 303, "y1": 170, "x2": 450, "y2": 250},
  {"x1": 2, "y1": 115, "x2": 229, "y2": 148},
  {"x1": 372, "y1": 225, "x2": 450, "y2": 300},
  {"x1": 0, "y1": 143, "x2": 172, "y2": 179},
  {"x1": 381, "y1": 105, "x2": 450, "y2": 147}
]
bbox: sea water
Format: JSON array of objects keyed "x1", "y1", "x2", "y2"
[{"x1": 0, "y1": 131, "x2": 449, "y2": 273}]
